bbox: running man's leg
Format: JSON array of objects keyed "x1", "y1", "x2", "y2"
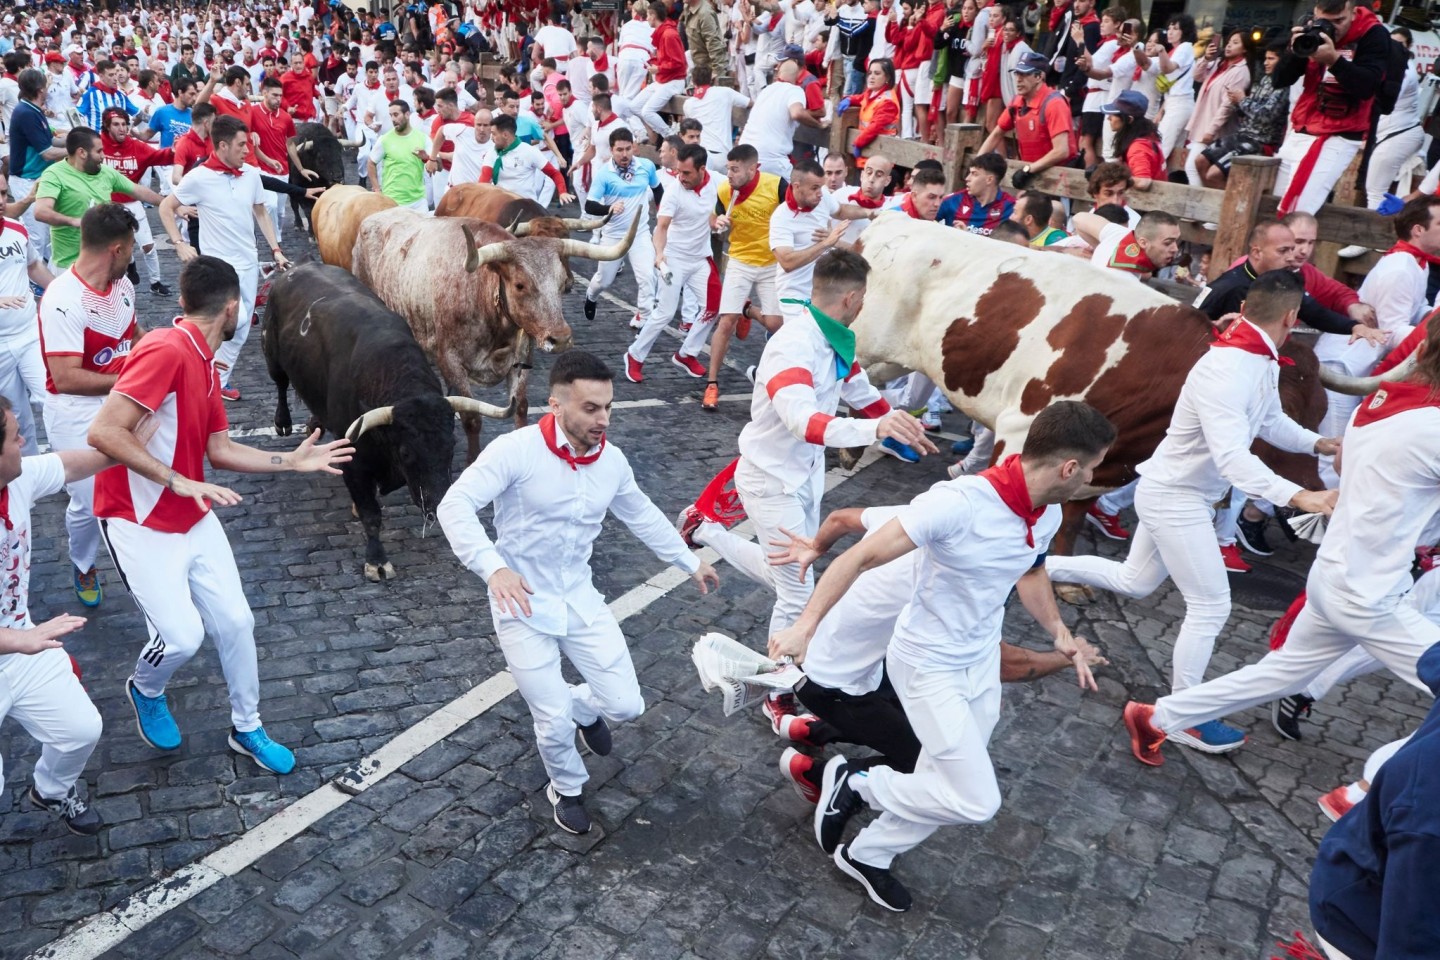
[
  {"x1": 185, "y1": 512, "x2": 262, "y2": 732},
  {"x1": 3, "y1": 647, "x2": 103, "y2": 801}
]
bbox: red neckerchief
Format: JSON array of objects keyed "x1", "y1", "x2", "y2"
[
  {"x1": 733, "y1": 172, "x2": 761, "y2": 207},
  {"x1": 202, "y1": 153, "x2": 244, "y2": 176},
  {"x1": 1210, "y1": 317, "x2": 1295, "y2": 366},
  {"x1": 1203, "y1": 55, "x2": 1244, "y2": 95},
  {"x1": 784, "y1": 183, "x2": 814, "y2": 212},
  {"x1": 91, "y1": 81, "x2": 116, "y2": 94},
  {"x1": 1353, "y1": 380, "x2": 1440, "y2": 427},
  {"x1": 687, "y1": 171, "x2": 711, "y2": 193},
  {"x1": 850, "y1": 189, "x2": 886, "y2": 209},
  {"x1": 539, "y1": 413, "x2": 604, "y2": 469},
  {"x1": 979, "y1": 455, "x2": 1045, "y2": 547},
  {"x1": 1388, "y1": 240, "x2": 1440, "y2": 269},
  {"x1": 0, "y1": 487, "x2": 11, "y2": 532},
  {"x1": 364, "y1": 79, "x2": 380, "y2": 89},
  {"x1": 692, "y1": 85, "x2": 709, "y2": 99},
  {"x1": 766, "y1": 10, "x2": 784, "y2": 31},
  {"x1": 384, "y1": 88, "x2": 399, "y2": 102},
  {"x1": 1078, "y1": 11, "x2": 1099, "y2": 24},
  {"x1": 1106, "y1": 230, "x2": 1156, "y2": 273},
  {"x1": 598, "y1": 113, "x2": 620, "y2": 127},
  {"x1": 593, "y1": 53, "x2": 609, "y2": 72},
  {"x1": 900, "y1": 193, "x2": 922, "y2": 219}
]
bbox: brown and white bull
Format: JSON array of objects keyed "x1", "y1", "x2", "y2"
[
  {"x1": 853, "y1": 215, "x2": 1349, "y2": 566},
  {"x1": 434, "y1": 183, "x2": 607, "y2": 240},
  {"x1": 312, "y1": 185, "x2": 398, "y2": 272},
  {"x1": 352, "y1": 209, "x2": 639, "y2": 460}
]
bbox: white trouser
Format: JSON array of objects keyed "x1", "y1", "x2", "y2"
[
  {"x1": 640, "y1": 78, "x2": 686, "y2": 137},
  {"x1": 0, "y1": 647, "x2": 102, "y2": 800},
  {"x1": 1157, "y1": 98, "x2": 1192, "y2": 159},
  {"x1": 1183, "y1": 140, "x2": 1207, "y2": 187},
  {"x1": 1152, "y1": 582, "x2": 1435, "y2": 733},
  {"x1": 899, "y1": 68, "x2": 921, "y2": 139},
  {"x1": 617, "y1": 58, "x2": 648, "y2": 103},
  {"x1": 534, "y1": 168, "x2": 557, "y2": 207},
  {"x1": 1303, "y1": 644, "x2": 1383, "y2": 701},
  {"x1": 630, "y1": 255, "x2": 716, "y2": 363},
  {"x1": 260, "y1": 188, "x2": 284, "y2": 239},
  {"x1": 122, "y1": 200, "x2": 161, "y2": 286},
  {"x1": 496, "y1": 604, "x2": 643, "y2": 797},
  {"x1": 847, "y1": 646, "x2": 1003, "y2": 868},
  {"x1": 586, "y1": 226, "x2": 655, "y2": 320},
  {"x1": 0, "y1": 327, "x2": 47, "y2": 455},
  {"x1": 105, "y1": 511, "x2": 260, "y2": 732},
  {"x1": 156, "y1": 165, "x2": 174, "y2": 197},
  {"x1": 8, "y1": 176, "x2": 48, "y2": 262},
  {"x1": 400, "y1": 197, "x2": 429, "y2": 213},
  {"x1": 1365, "y1": 125, "x2": 1426, "y2": 208},
  {"x1": 759, "y1": 152, "x2": 793, "y2": 180},
  {"x1": 1101, "y1": 119, "x2": 1117, "y2": 164},
  {"x1": 1274, "y1": 130, "x2": 1365, "y2": 216},
  {"x1": 214, "y1": 264, "x2": 260, "y2": 387},
  {"x1": 1317, "y1": 347, "x2": 1381, "y2": 486},
  {"x1": 1363, "y1": 735, "x2": 1410, "y2": 784},
  {"x1": 1096, "y1": 478, "x2": 1138, "y2": 516},
  {"x1": 433, "y1": 167, "x2": 451, "y2": 201},
  {"x1": 44, "y1": 395, "x2": 104, "y2": 572},
  {"x1": 958, "y1": 423, "x2": 996, "y2": 473},
  {"x1": 882, "y1": 372, "x2": 935, "y2": 411},
  {"x1": 1047, "y1": 478, "x2": 1230, "y2": 692},
  {"x1": 696, "y1": 458, "x2": 824, "y2": 638}
]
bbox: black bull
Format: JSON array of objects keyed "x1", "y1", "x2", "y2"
[
  {"x1": 289, "y1": 122, "x2": 347, "y2": 235},
  {"x1": 262, "y1": 263, "x2": 479, "y2": 582}
]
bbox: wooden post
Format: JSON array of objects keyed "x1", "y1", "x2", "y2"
[
  {"x1": 945, "y1": 123, "x2": 984, "y2": 193},
  {"x1": 829, "y1": 107, "x2": 859, "y2": 161},
  {"x1": 1210, "y1": 155, "x2": 1279, "y2": 282}
]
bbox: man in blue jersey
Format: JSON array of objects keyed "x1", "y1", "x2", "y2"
[
  {"x1": 7, "y1": 70, "x2": 66, "y2": 262},
  {"x1": 937, "y1": 152, "x2": 1016, "y2": 235},
  {"x1": 581, "y1": 127, "x2": 660, "y2": 327}
]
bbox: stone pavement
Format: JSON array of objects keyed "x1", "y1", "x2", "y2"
[{"x1": 0, "y1": 205, "x2": 1427, "y2": 960}]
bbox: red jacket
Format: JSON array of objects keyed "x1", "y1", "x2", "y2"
[
  {"x1": 652, "y1": 21, "x2": 686, "y2": 84},
  {"x1": 886, "y1": 17, "x2": 928, "y2": 71},
  {"x1": 1300, "y1": 261, "x2": 1360, "y2": 313},
  {"x1": 100, "y1": 133, "x2": 174, "y2": 202},
  {"x1": 1287, "y1": 6, "x2": 1388, "y2": 137}
]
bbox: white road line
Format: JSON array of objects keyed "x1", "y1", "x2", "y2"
[
  {"x1": 30, "y1": 441, "x2": 885, "y2": 960},
  {"x1": 598, "y1": 292, "x2": 752, "y2": 378}
]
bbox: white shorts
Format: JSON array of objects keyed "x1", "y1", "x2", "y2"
[
  {"x1": 718, "y1": 259, "x2": 780, "y2": 315},
  {"x1": 123, "y1": 200, "x2": 154, "y2": 247},
  {"x1": 947, "y1": 75, "x2": 966, "y2": 90}
]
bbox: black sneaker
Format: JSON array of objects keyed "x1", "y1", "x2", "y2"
[
  {"x1": 814, "y1": 755, "x2": 863, "y2": 854},
  {"x1": 126, "y1": 262, "x2": 140, "y2": 285},
  {"x1": 545, "y1": 783, "x2": 592, "y2": 834},
  {"x1": 28, "y1": 784, "x2": 102, "y2": 836},
  {"x1": 1271, "y1": 694, "x2": 1314, "y2": 741},
  {"x1": 577, "y1": 716, "x2": 612, "y2": 756},
  {"x1": 150, "y1": 280, "x2": 172, "y2": 297},
  {"x1": 834, "y1": 844, "x2": 911, "y2": 912},
  {"x1": 1236, "y1": 515, "x2": 1274, "y2": 557},
  {"x1": 583, "y1": 297, "x2": 597, "y2": 321}
]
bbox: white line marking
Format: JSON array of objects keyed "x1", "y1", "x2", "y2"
[
  {"x1": 598, "y1": 292, "x2": 751, "y2": 378},
  {"x1": 31, "y1": 436, "x2": 887, "y2": 960}
]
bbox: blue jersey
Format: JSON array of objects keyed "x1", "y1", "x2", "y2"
[
  {"x1": 148, "y1": 104, "x2": 193, "y2": 148},
  {"x1": 936, "y1": 189, "x2": 1016, "y2": 235},
  {"x1": 587, "y1": 157, "x2": 659, "y2": 235},
  {"x1": 7, "y1": 101, "x2": 55, "y2": 181},
  {"x1": 77, "y1": 84, "x2": 138, "y2": 132},
  {"x1": 516, "y1": 112, "x2": 545, "y2": 146}
]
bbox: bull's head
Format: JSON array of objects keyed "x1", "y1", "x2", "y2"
[
  {"x1": 459, "y1": 215, "x2": 639, "y2": 352},
  {"x1": 510, "y1": 212, "x2": 611, "y2": 238},
  {"x1": 343, "y1": 394, "x2": 460, "y2": 521},
  {"x1": 294, "y1": 137, "x2": 346, "y2": 189}
]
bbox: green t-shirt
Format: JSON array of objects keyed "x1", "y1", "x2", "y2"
[
  {"x1": 36, "y1": 162, "x2": 138, "y2": 268},
  {"x1": 378, "y1": 126, "x2": 429, "y2": 206}
]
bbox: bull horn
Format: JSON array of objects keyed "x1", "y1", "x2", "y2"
[
  {"x1": 559, "y1": 212, "x2": 610, "y2": 232},
  {"x1": 554, "y1": 210, "x2": 639, "y2": 262},
  {"x1": 447, "y1": 395, "x2": 516, "y2": 420},
  {"x1": 1317, "y1": 350, "x2": 1419, "y2": 396},
  {"x1": 345, "y1": 406, "x2": 395, "y2": 440},
  {"x1": 461, "y1": 223, "x2": 513, "y2": 273},
  {"x1": 510, "y1": 217, "x2": 533, "y2": 238},
  {"x1": 341, "y1": 136, "x2": 366, "y2": 148},
  {"x1": 298, "y1": 139, "x2": 314, "y2": 152}
]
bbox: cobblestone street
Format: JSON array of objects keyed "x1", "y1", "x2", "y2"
[{"x1": 0, "y1": 209, "x2": 1425, "y2": 960}]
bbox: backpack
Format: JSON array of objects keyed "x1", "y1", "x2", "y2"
[{"x1": 1007, "y1": 88, "x2": 1068, "y2": 129}]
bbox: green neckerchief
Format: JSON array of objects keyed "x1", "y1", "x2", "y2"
[
  {"x1": 781, "y1": 298, "x2": 855, "y2": 376},
  {"x1": 492, "y1": 139, "x2": 521, "y2": 181}
]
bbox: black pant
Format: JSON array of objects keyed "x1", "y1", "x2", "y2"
[{"x1": 794, "y1": 670, "x2": 920, "y2": 776}]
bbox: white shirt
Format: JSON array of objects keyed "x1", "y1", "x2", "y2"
[
  {"x1": 1161, "y1": 42, "x2": 1195, "y2": 104},
  {"x1": 769, "y1": 191, "x2": 841, "y2": 303},
  {"x1": 617, "y1": 19, "x2": 654, "y2": 62},
  {"x1": 565, "y1": 55, "x2": 596, "y2": 104},
  {"x1": 1317, "y1": 251, "x2": 1428, "y2": 368},
  {"x1": 0, "y1": 455, "x2": 66, "y2": 643},
  {"x1": 656, "y1": 171, "x2": 718, "y2": 263},
  {"x1": 0, "y1": 75, "x2": 17, "y2": 133},
  {"x1": 534, "y1": 24, "x2": 578, "y2": 61},
  {"x1": 436, "y1": 423, "x2": 700, "y2": 637},
  {"x1": 445, "y1": 126, "x2": 496, "y2": 187},
  {"x1": 0, "y1": 219, "x2": 40, "y2": 339},
  {"x1": 1083, "y1": 39, "x2": 1118, "y2": 112},
  {"x1": 1088, "y1": 219, "x2": 1143, "y2": 269},
  {"x1": 1137, "y1": 320, "x2": 1321, "y2": 507},
  {"x1": 684, "y1": 86, "x2": 749, "y2": 157},
  {"x1": 45, "y1": 69, "x2": 81, "y2": 121},
  {"x1": 587, "y1": 115, "x2": 626, "y2": 168},
  {"x1": 739, "y1": 82, "x2": 804, "y2": 168},
  {"x1": 1377, "y1": 66, "x2": 1422, "y2": 139},
  {"x1": 892, "y1": 479, "x2": 1060, "y2": 671},
  {"x1": 825, "y1": 184, "x2": 872, "y2": 245},
  {"x1": 173, "y1": 164, "x2": 266, "y2": 270},
  {"x1": 1108, "y1": 46, "x2": 1139, "y2": 101},
  {"x1": 481, "y1": 141, "x2": 550, "y2": 199}
]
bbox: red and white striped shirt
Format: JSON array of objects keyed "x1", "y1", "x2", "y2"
[{"x1": 38, "y1": 268, "x2": 137, "y2": 396}]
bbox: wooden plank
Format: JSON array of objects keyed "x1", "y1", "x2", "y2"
[
  {"x1": 1005, "y1": 161, "x2": 1227, "y2": 224},
  {"x1": 1212, "y1": 156, "x2": 1279, "y2": 281}
]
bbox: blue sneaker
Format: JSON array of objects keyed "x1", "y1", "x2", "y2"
[
  {"x1": 74, "y1": 566, "x2": 102, "y2": 607},
  {"x1": 1168, "y1": 719, "x2": 1246, "y2": 754},
  {"x1": 229, "y1": 726, "x2": 296, "y2": 774},
  {"x1": 950, "y1": 438, "x2": 975, "y2": 457},
  {"x1": 127, "y1": 677, "x2": 181, "y2": 750},
  {"x1": 879, "y1": 438, "x2": 920, "y2": 464}
]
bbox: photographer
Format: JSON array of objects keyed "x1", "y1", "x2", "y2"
[{"x1": 1273, "y1": 0, "x2": 1393, "y2": 215}]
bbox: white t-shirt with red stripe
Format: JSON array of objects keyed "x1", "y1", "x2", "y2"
[
  {"x1": 38, "y1": 267, "x2": 137, "y2": 397},
  {"x1": 0, "y1": 454, "x2": 66, "y2": 635},
  {"x1": 656, "y1": 171, "x2": 718, "y2": 263},
  {"x1": 94, "y1": 319, "x2": 228, "y2": 535},
  {"x1": 0, "y1": 218, "x2": 41, "y2": 339}
]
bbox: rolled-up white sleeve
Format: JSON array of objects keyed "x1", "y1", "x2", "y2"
[
  {"x1": 608, "y1": 454, "x2": 702, "y2": 576},
  {"x1": 436, "y1": 441, "x2": 515, "y2": 583}
]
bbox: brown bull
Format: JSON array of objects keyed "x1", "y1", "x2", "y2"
[
  {"x1": 434, "y1": 183, "x2": 607, "y2": 239},
  {"x1": 352, "y1": 209, "x2": 639, "y2": 460},
  {"x1": 312, "y1": 185, "x2": 397, "y2": 272}
]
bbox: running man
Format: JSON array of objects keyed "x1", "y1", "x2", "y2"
[
  {"x1": 581, "y1": 127, "x2": 660, "y2": 330},
  {"x1": 87, "y1": 255, "x2": 353, "y2": 775}
]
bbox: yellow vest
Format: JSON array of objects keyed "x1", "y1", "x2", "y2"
[{"x1": 718, "y1": 171, "x2": 784, "y2": 268}]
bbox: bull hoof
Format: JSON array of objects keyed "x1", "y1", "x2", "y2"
[
  {"x1": 364, "y1": 562, "x2": 397, "y2": 582},
  {"x1": 275, "y1": 422, "x2": 292, "y2": 437},
  {"x1": 1055, "y1": 583, "x2": 1097, "y2": 606},
  {"x1": 350, "y1": 503, "x2": 359, "y2": 519}
]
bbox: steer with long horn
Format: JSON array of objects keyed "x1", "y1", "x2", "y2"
[
  {"x1": 353, "y1": 208, "x2": 639, "y2": 462},
  {"x1": 435, "y1": 182, "x2": 607, "y2": 241}
]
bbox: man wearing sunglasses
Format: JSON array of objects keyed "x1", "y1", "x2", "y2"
[{"x1": 976, "y1": 51, "x2": 1075, "y2": 191}]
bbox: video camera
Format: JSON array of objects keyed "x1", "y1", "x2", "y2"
[{"x1": 1292, "y1": 15, "x2": 1337, "y2": 57}]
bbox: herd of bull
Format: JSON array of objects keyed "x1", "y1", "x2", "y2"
[{"x1": 262, "y1": 153, "x2": 1415, "y2": 589}]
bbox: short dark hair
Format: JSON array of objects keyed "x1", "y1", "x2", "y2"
[
  {"x1": 18, "y1": 68, "x2": 45, "y2": 102},
  {"x1": 1022, "y1": 401, "x2": 1117, "y2": 465},
  {"x1": 1019, "y1": 192, "x2": 1053, "y2": 227},
  {"x1": 593, "y1": 93, "x2": 612, "y2": 112},
  {"x1": 590, "y1": 74, "x2": 610, "y2": 92},
  {"x1": 679, "y1": 117, "x2": 702, "y2": 135},
  {"x1": 728, "y1": 143, "x2": 759, "y2": 165},
  {"x1": 677, "y1": 143, "x2": 708, "y2": 169},
  {"x1": 211, "y1": 114, "x2": 249, "y2": 144},
  {"x1": 662, "y1": 134, "x2": 686, "y2": 154},
  {"x1": 990, "y1": 220, "x2": 1030, "y2": 245},
  {"x1": 66, "y1": 126, "x2": 101, "y2": 155},
  {"x1": 608, "y1": 125, "x2": 634, "y2": 147},
  {"x1": 192, "y1": 103, "x2": 217, "y2": 123},
  {"x1": 224, "y1": 65, "x2": 250, "y2": 86},
  {"x1": 179, "y1": 256, "x2": 241, "y2": 319},
  {"x1": 1088, "y1": 161, "x2": 1133, "y2": 196},
  {"x1": 691, "y1": 64, "x2": 713, "y2": 86},
  {"x1": 390, "y1": 98, "x2": 412, "y2": 114},
  {"x1": 435, "y1": 87, "x2": 457, "y2": 105},
  {"x1": 1092, "y1": 203, "x2": 1130, "y2": 225},
  {"x1": 1136, "y1": 210, "x2": 1180, "y2": 240},
  {"x1": 792, "y1": 158, "x2": 824, "y2": 180},
  {"x1": 1167, "y1": 13, "x2": 1198, "y2": 43},
  {"x1": 0, "y1": 393, "x2": 13, "y2": 450},
  {"x1": 95, "y1": 59, "x2": 116, "y2": 74},
  {"x1": 812, "y1": 248, "x2": 870, "y2": 295},
  {"x1": 970, "y1": 152, "x2": 1008, "y2": 181},
  {"x1": 549, "y1": 350, "x2": 613, "y2": 388},
  {"x1": 492, "y1": 113, "x2": 517, "y2": 135},
  {"x1": 172, "y1": 77, "x2": 196, "y2": 96},
  {"x1": 1314, "y1": 0, "x2": 1354, "y2": 14},
  {"x1": 80, "y1": 203, "x2": 139, "y2": 251},
  {"x1": 413, "y1": 87, "x2": 434, "y2": 110},
  {"x1": 911, "y1": 166, "x2": 946, "y2": 189},
  {"x1": 261, "y1": 76, "x2": 283, "y2": 91},
  {"x1": 913, "y1": 158, "x2": 943, "y2": 174},
  {"x1": 1395, "y1": 196, "x2": 1440, "y2": 242},
  {"x1": 1244, "y1": 268, "x2": 1305, "y2": 324},
  {"x1": 4, "y1": 52, "x2": 30, "y2": 76}
]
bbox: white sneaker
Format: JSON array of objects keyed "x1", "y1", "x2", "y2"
[
  {"x1": 918, "y1": 410, "x2": 942, "y2": 431},
  {"x1": 1336, "y1": 244, "x2": 1368, "y2": 259}
]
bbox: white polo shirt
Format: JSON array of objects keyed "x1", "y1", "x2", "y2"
[
  {"x1": 443, "y1": 125, "x2": 496, "y2": 186},
  {"x1": 656, "y1": 171, "x2": 719, "y2": 263},
  {"x1": 481, "y1": 141, "x2": 551, "y2": 199},
  {"x1": 0, "y1": 219, "x2": 40, "y2": 339},
  {"x1": 684, "y1": 86, "x2": 749, "y2": 158},
  {"x1": 173, "y1": 163, "x2": 266, "y2": 273},
  {"x1": 769, "y1": 191, "x2": 841, "y2": 304},
  {"x1": 739, "y1": 82, "x2": 805, "y2": 172}
]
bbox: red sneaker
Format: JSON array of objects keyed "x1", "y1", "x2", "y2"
[
  {"x1": 671, "y1": 352, "x2": 707, "y2": 378},
  {"x1": 1220, "y1": 543, "x2": 1252, "y2": 574},
  {"x1": 1317, "y1": 785, "x2": 1357, "y2": 823},
  {"x1": 779, "y1": 747, "x2": 820, "y2": 804},
  {"x1": 778, "y1": 714, "x2": 819, "y2": 746},
  {"x1": 736, "y1": 300, "x2": 753, "y2": 340},
  {"x1": 676, "y1": 504, "x2": 704, "y2": 548},
  {"x1": 1085, "y1": 503, "x2": 1130, "y2": 540},
  {"x1": 220, "y1": 386, "x2": 241, "y2": 402},
  {"x1": 623, "y1": 351, "x2": 644, "y2": 384},
  {"x1": 761, "y1": 693, "x2": 798, "y2": 736},
  {"x1": 1122, "y1": 701, "x2": 1166, "y2": 766}
]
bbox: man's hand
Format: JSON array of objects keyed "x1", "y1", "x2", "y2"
[
  {"x1": 610, "y1": 200, "x2": 627, "y2": 216},
  {"x1": 767, "y1": 527, "x2": 823, "y2": 581},
  {"x1": 691, "y1": 561, "x2": 719, "y2": 594},
  {"x1": 489, "y1": 567, "x2": 534, "y2": 617},
  {"x1": 261, "y1": 154, "x2": 283, "y2": 172},
  {"x1": 1309, "y1": 30, "x2": 1340, "y2": 67},
  {"x1": 713, "y1": 213, "x2": 731, "y2": 232},
  {"x1": 174, "y1": 240, "x2": 199, "y2": 262},
  {"x1": 0, "y1": 295, "x2": 28, "y2": 309},
  {"x1": 1348, "y1": 302, "x2": 1378, "y2": 327},
  {"x1": 1291, "y1": 487, "x2": 1339, "y2": 516},
  {"x1": 558, "y1": 191, "x2": 576, "y2": 204},
  {"x1": 289, "y1": 428, "x2": 352, "y2": 473},
  {"x1": 304, "y1": 186, "x2": 326, "y2": 200},
  {"x1": 171, "y1": 472, "x2": 243, "y2": 510},
  {"x1": 175, "y1": 204, "x2": 199, "y2": 219},
  {"x1": 1314, "y1": 436, "x2": 1341, "y2": 457},
  {"x1": 3, "y1": 614, "x2": 88, "y2": 654},
  {"x1": 1054, "y1": 627, "x2": 1098, "y2": 692},
  {"x1": 1226, "y1": 88, "x2": 1244, "y2": 104},
  {"x1": 768, "y1": 622, "x2": 811, "y2": 664},
  {"x1": 875, "y1": 410, "x2": 940, "y2": 455},
  {"x1": 273, "y1": 250, "x2": 292, "y2": 270},
  {"x1": 1350, "y1": 324, "x2": 1386, "y2": 348},
  {"x1": 300, "y1": 166, "x2": 319, "y2": 181}
]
